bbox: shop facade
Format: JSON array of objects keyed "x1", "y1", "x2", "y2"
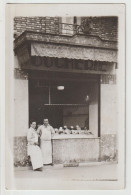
[{"x1": 13, "y1": 17, "x2": 118, "y2": 166}]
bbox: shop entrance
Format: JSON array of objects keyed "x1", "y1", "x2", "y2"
[{"x1": 29, "y1": 71, "x2": 100, "y2": 135}]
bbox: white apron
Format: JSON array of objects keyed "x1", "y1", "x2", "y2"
[
  {"x1": 27, "y1": 127, "x2": 43, "y2": 170},
  {"x1": 37, "y1": 125, "x2": 54, "y2": 165}
]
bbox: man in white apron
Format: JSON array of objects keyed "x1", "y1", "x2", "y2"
[
  {"x1": 27, "y1": 121, "x2": 43, "y2": 171},
  {"x1": 37, "y1": 119, "x2": 55, "y2": 165}
]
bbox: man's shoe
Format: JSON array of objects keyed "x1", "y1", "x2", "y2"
[
  {"x1": 34, "y1": 167, "x2": 43, "y2": 171},
  {"x1": 44, "y1": 163, "x2": 53, "y2": 166}
]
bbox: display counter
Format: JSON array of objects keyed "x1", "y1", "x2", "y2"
[
  {"x1": 52, "y1": 134, "x2": 97, "y2": 139},
  {"x1": 52, "y1": 134, "x2": 100, "y2": 164}
]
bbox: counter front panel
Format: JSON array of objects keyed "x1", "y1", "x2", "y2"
[{"x1": 52, "y1": 135, "x2": 100, "y2": 164}]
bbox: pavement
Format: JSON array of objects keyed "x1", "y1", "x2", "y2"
[{"x1": 10, "y1": 163, "x2": 119, "y2": 190}]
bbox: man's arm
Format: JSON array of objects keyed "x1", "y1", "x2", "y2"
[
  {"x1": 37, "y1": 126, "x2": 42, "y2": 137},
  {"x1": 50, "y1": 126, "x2": 55, "y2": 136},
  {"x1": 27, "y1": 129, "x2": 36, "y2": 144}
]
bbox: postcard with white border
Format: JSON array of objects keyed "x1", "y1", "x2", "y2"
[{"x1": 4, "y1": 3, "x2": 125, "y2": 190}]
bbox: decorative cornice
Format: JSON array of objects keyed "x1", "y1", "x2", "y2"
[{"x1": 14, "y1": 31, "x2": 118, "y2": 52}]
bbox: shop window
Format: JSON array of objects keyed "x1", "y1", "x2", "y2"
[
  {"x1": 29, "y1": 79, "x2": 90, "y2": 129},
  {"x1": 29, "y1": 78, "x2": 99, "y2": 136}
]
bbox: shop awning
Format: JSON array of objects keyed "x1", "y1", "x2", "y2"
[
  {"x1": 14, "y1": 31, "x2": 118, "y2": 74},
  {"x1": 31, "y1": 42, "x2": 117, "y2": 63}
]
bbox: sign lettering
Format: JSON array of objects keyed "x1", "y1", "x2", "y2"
[{"x1": 30, "y1": 56, "x2": 115, "y2": 74}]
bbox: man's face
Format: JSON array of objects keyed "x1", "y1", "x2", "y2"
[
  {"x1": 43, "y1": 119, "x2": 49, "y2": 126},
  {"x1": 31, "y1": 122, "x2": 36, "y2": 129}
]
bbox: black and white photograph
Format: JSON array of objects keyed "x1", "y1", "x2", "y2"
[{"x1": 3, "y1": 3, "x2": 125, "y2": 191}]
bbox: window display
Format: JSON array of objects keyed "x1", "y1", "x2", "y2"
[
  {"x1": 54, "y1": 125, "x2": 93, "y2": 135},
  {"x1": 29, "y1": 77, "x2": 99, "y2": 136}
]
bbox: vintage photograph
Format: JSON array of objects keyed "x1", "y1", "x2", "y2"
[{"x1": 5, "y1": 4, "x2": 125, "y2": 190}]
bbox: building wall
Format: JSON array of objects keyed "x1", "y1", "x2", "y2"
[
  {"x1": 14, "y1": 55, "x2": 29, "y2": 136},
  {"x1": 14, "y1": 79, "x2": 28, "y2": 136},
  {"x1": 13, "y1": 16, "x2": 118, "y2": 166},
  {"x1": 14, "y1": 16, "x2": 118, "y2": 41},
  {"x1": 14, "y1": 56, "x2": 29, "y2": 166},
  {"x1": 100, "y1": 75, "x2": 117, "y2": 161},
  {"x1": 101, "y1": 84, "x2": 117, "y2": 134},
  {"x1": 81, "y1": 17, "x2": 118, "y2": 41},
  {"x1": 14, "y1": 17, "x2": 60, "y2": 38},
  {"x1": 14, "y1": 136, "x2": 28, "y2": 167}
]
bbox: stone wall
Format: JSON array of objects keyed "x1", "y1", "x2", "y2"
[{"x1": 14, "y1": 16, "x2": 118, "y2": 41}]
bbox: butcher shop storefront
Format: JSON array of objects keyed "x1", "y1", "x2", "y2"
[{"x1": 14, "y1": 31, "x2": 118, "y2": 166}]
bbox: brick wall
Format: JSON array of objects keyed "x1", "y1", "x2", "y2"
[
  {"x1": 14, "y1": 17, "x2": 60, "y2": 38},
  {"x1": 81, "y1": 17, "x2": 118, "y2": 41},
  {"x1": 14, "y1": 16, "x2": 118, "y2": 41}
]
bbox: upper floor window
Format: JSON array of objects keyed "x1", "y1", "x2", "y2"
[{"x1": 60, "y1": 17, "x2": 81, "y2": 35}]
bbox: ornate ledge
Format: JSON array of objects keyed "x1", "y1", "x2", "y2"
[{"x1": 14, "y1": 30, "x2": 118, "y2": 51}]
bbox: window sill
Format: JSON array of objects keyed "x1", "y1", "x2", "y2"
[{"x1": 52, "y1": 134, "x2": 100, "y2": 140}]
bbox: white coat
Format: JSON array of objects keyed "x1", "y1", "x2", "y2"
[
  {"x1": 37, "y1": 125, "x2": 54, "y2": 165},
  {"x1": 27, "y1": 127, "x2": 43, "y2": 170}
]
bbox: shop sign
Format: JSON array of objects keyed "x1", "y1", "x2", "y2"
[{"x1": 30, "y1": 56, "x2": 115, "y2": 74}]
